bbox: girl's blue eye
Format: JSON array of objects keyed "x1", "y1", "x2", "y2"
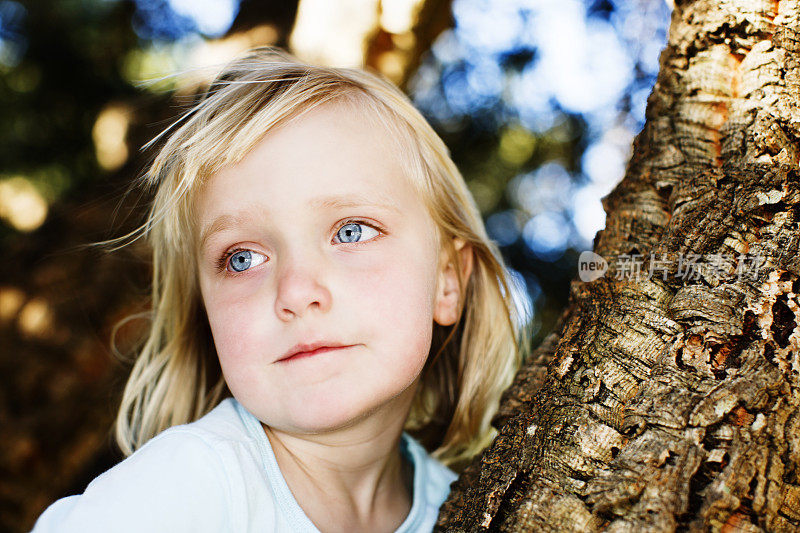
[
  {"x1": 228, "y1": 250, "x2": 267, "y2": 272},
  {"x1": 220, "y1": 222, "x2": 379, "y2": 274},
  {"x1": 336, "y1": 222, "x2": 379, "y2": 243}
]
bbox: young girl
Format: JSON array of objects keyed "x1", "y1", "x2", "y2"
[{"x1": 32, "y1": 46, "x2": 526, "y2": 533}]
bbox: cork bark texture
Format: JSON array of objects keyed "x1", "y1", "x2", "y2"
[{"x1": 436, "y1": 0, "x2": 800, "y2": 531}]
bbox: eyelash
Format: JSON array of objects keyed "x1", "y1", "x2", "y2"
[{"x1": 214, "y1": 218, "x2": 384, "y2": 275}]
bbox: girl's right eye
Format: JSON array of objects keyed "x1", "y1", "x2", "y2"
[{"x1": 219, "y1": 249, "x2": 268, "y2": 274}]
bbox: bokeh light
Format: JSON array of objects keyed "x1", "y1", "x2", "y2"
[
  {"x1": 17, "y1": 297, "x2": 54, "y2": 339},
  {"x1": 167, "y1": 0, "x2": 239, "y2": 37},
  {"x1": 380, "y1": 0, "x2": 425, "y2": 34},
  {"x1": 130, "y1": 0, "x2": 240, "y2": 41},
  {"x1": 290, "y1": 0, "x2": 381, "y2": 67},
  {"x1": 0, "y1": 286, "x2": 25, "y2": 323},
  {"x1": 0, "y1": 0, "x2": 26, "y2": 68},
  {"x1": 0, "y1": 176, "x2": 48, "y2": 232},
  {"x1": 408, "y1": 0, "x2": 671, "y2": 305},
  {"x1": 93, "y1": 104, "x2": 132, "y2": 171}
]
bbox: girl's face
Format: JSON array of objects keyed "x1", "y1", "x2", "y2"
[{"x1": 195, "y1": 101, "x2": 457, "y2": 434}]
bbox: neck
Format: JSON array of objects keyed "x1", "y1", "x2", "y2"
[{"x1": 263, "y1": 382, "x2": 418, "y2": 530}]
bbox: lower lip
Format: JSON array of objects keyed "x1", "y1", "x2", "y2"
[{"x1": 278, "y1": 346, "x2": 351, "y2": 363}]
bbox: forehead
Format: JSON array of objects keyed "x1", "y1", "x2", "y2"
[
  {"x1": 200, "y1": 101, "x2": 411, "y2": 198},
  {"x1": 193, "y1": 101, "x2": 432, "y2": 245}
]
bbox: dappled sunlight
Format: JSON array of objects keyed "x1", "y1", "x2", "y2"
[
  {"x1": 380, "y1": 0, "x2": 425, "y2": 34},
  {"x1": 17, "y1": 297, "x2": 54, "y2": 339},
  {"x1": 486, "y1": 211, "x2": 522, "y2": 247},
  {"x1": 121, "y1": 44, "x2": 182, "y2": 93},
  {"x1": 0, "y1": 286, "x2": 25, "y2": 324},
  {"x1": 122, "y1": 24, "x2": 280, "y2": 94},
  {"x1": 377, "y1": 31, "x2": 418, "y2": 85},
  {"x1": 409, "y1": 0, "x2": 670, "y2": 261},
  {"x1": 187, "y1": 24, "x2": 279, "y2": 69},
  {"x1": 290, "y1": 0, "x2": 381, "y2": 67},
  {"x1": 290, "y1": 0, "x2": 424, "y2": 74},
  {"x1": 498, "y1": 125, "x2": 537, "y2": 166},
  {"x1": 376, "y1": 49, "x2": 405, "y2": 83},
  {"x1": 523, "y1": 211, "x2": 571, "y2": 262},
  {"x1": 510, "y1": 162, "x2": 574, "y2": 218},
  {"x1": 167, "y1": 0, "x2": 239, "y2": 37},
  {"x1": 180, "y1": 24, "x2": 281, "y2": 86},
  {"x1": 0, "y1": 0, "x2": 26, "y2": 68},
  {"x1": 0, "y1": 176, "x2": 48, "y2": 232},
  {"x1": 128, "y1": 0, "x2": 240, "y2": 41},
  {"x1": 571, "y1": 184, "x2": 607, "y2": 245},
  {"x1": 93, "y1": 103, "x2": 131, "y2": 171}
]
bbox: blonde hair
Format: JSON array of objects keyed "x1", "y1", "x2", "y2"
[{"x1": 102, "y1": 46, "x2": 529, "y2": 473}]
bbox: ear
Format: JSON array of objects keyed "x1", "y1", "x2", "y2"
[{"x1": 433, "y1": 238, "x2": 474, "y2": 326}]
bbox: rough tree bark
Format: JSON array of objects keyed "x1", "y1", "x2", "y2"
[{"x1": 436, "y1": 0, "x2": 800, "y2": 531}]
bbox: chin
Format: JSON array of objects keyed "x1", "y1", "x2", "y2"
[{"x1": 283, "y1": 389, "x2": 393, "y2": 434}]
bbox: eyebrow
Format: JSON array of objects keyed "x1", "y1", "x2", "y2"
[{"x1": 198, "y1": 194, "x2": 401, "y2": 252}]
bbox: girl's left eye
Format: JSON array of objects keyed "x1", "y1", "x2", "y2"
[{"x1": 334, "y1": 222, "x2": 380, "y2": 244}]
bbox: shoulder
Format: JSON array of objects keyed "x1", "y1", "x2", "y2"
[
  {"x1": 171, "y1": 396, "x2": 251, "y2": 443},
  {"x1": 99, "y1": 397, "x2": 254, "y2": 496},
  {"x1": 31, "y1": 398, "x2": 254, "y2": 533}
]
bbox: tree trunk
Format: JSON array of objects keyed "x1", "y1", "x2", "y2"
[{"x1": 436, "y1": 1, "x2": 800, "y2": 531}]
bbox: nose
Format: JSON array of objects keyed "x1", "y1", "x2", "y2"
[{"x1": 273, "y1": 253, "x2": 332, "y2": 321}]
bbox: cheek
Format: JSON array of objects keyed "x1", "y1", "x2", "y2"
[
  {"x1": 201, "y1": 286, "x2": 268, "y2": 370},
  {"x1": 342, "y1": 247, "x2": 438, "y2": 352},
  {"x1": 202, "y1": 294, "x2": 269, "y2": 404}
]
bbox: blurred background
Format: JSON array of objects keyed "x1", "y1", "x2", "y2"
[{"x1": 0, "y1": 0, "x2": 671, "y2": 529}]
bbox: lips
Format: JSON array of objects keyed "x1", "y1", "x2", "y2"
[{"x1": 276, "y1": 341, "x2": 353, "y2": 363}]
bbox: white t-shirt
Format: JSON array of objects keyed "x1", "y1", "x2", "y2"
[{"x1": 31, "y1": 398, "x2": 458, "y2": 532}]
